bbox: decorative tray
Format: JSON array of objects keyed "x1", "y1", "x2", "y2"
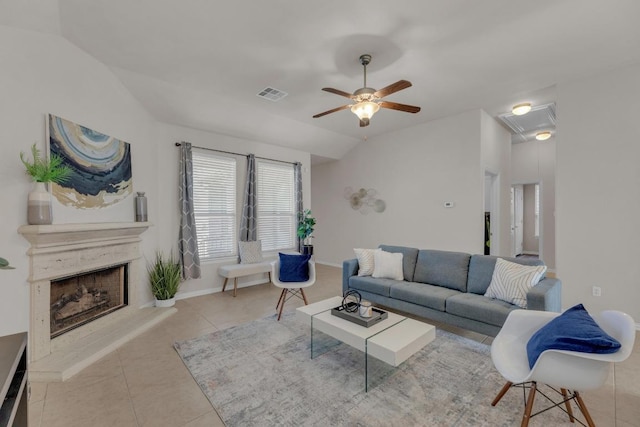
[{"x1": 331, "y1": 303, "x2": 388, "y2": 328}]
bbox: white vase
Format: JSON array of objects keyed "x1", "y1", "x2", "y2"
[
  {"x1": 155, "y1": 297, "x2": 176, "y2": 308},
  {"x1": 27, "y1": 182, "x2": 52, "y2": 225}
]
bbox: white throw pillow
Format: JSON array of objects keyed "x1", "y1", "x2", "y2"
[
  {"x1": 372, "y1": 250, "x2": 404, "y2": 280},
  {"x1": 238, "y1": 240, "x2": 263, "y2": 264},
  {"x1": 353, "y1": 248, "x2": 381, "y2": 276},
  {"x1": 484, "y1": 258, "x2": 547, "y2": 308}
]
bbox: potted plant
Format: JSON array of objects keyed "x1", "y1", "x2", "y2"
[
  {"x1": 148, "y1": 252, "x2": 181, "y2": 307},
  {"x1": 20, "y1": 143, "x2": 72, "y2": 225},
  {"x1": 297, "y1": 209, "x2": 316, "y2": 256},
  {"x1": 0, "y1": 257, "x2": 14, "y2": 270}
]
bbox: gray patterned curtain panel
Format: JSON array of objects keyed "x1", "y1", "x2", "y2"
[
  {"x1": 179, "y1": 142, "x2": 202, "y2": 279},
  {"x1": 294, "y1": 162, "x2": 303, "y2": 252},
  {"x1": 240, "y1": 154, "x2": 257, "y2": 242}
]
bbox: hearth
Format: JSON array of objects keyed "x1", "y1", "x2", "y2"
[{"x1": 50, "y1": 264, "x2": 128, "y2": 338}]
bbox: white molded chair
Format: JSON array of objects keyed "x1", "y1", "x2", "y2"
[
  {"x1": 270, "y1": 259, "x2": 316, "y2": 321},
  {"x1": 491, "y1": 309, "x2": 635, "y2": 427}
]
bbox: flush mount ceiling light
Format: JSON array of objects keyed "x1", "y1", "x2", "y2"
[
  {"x1": 512, "y1": 103, "x2": 532, "y2": 116},
  {"x1": 536, "y1": 131, "x2": 552, "y2": 141},
  {"x1": 313, "y1": 54, "x2": 420, "y2": 127}
]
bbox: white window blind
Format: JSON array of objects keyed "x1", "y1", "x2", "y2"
[
  {"x1": 192, "y1": 149, "x2": 237, "y2": 260},
  {"x1": 257, "y1": 161, "x2": 295, "y2": 252}
]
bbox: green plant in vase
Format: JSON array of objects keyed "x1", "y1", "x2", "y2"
[
  {"x1": 20, "y1": 144, "x2": 72, "y2": 183},
  {"x1": 297, "y1": 209, "x2": 316, "y2": 256},
  {"x1": 20, "y1": 143, "x2": 72, "y2": 225},
  {"x1": 148, "y1": 252, "x2": 181, "y2": 307},
  {"x1": 0, "y1": 257, "x2": 14, "y2": 270}
]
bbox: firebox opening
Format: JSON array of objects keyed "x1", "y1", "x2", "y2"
[{"x1": 50, "y1": 264, "x2": 129, "y2": 339}]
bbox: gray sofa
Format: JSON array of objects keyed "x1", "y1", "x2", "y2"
[{"x1": 342, "y1": 245, "x2": 562, "y2": 336}]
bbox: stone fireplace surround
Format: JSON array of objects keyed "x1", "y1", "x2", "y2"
[{"x1": 19, "y1": 222, "x2": 176, "y2": 382}]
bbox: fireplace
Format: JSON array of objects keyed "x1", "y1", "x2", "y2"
[
  {"x1": 18, "y1": 222, "x2": 178, "y2": 381},
  {"x1": 50, "y1": 264, "x2": 128, "y2": 338}
]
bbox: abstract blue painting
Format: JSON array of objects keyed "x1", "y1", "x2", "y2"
[{"x1": 48, "y1": 114, "x2": 132, "y2": 208}]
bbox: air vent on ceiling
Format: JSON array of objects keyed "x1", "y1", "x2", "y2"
[
  {"x1": 257, "y1": 87, "x2": 288, "y2": 102},
  {"x1": 498, "y1": 103, "x2": 556, "y2": 143}
]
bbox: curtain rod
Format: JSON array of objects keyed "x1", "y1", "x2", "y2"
[{"x1": 174, "y1": 142, "x2": 298, "y2": 165}]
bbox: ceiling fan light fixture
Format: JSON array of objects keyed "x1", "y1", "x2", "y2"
[
  {"x1": 535, "y1": 131, "x2": 552, "y2": 141},
  {"x1": 512, "y1": 103, "x2": 532, "y2": 116},
  {"x1": 351, "y1": 101, "x2": 380, "y2": 121}
]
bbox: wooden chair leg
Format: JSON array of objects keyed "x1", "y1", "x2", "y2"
[
  {"x1": 233, "y1": 278, "x2": 238, "y2": 297},
  {"x1": 521, "y1": 382, "x2": 537, "y2": 427},
  {"x1": 574, "y1": 391, "x2": 596, "y2": 427},
  {"x1": 561, "y1": 388, "x2": 575, "y2": 423},
  {"x1": 491, "y1": 381, "x2": 513, "y2": 406},
  {"x1": 222, "y1": 277, "x2": 229, "y2": 293},
  {"x1": 277, "y1": 289, "x2": 288, "y2": 321},
  {"x1": 276, "y1": 289, "x2": 286, "y2": 310},
  {"x1": 300, "y1": 288, "x2": 309, "y2": 305}
]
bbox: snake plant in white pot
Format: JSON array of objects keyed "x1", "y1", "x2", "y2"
[{"x1": 148, "y1": 252, "x2": 181, "y2": 307}]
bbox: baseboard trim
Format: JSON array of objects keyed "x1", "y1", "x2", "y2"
[
  {"x1": 140, "y1": 278, "x2": 271, "y2": 307},
  {"x1": 315, "y1": 260, "x2": 342, "y2": 268}
]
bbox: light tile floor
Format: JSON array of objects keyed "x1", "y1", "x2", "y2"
[{"x1": 28, "y1": 264, "x2": 639, "y2": 426}]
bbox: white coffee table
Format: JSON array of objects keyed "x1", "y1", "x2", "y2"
[{"x1": 296, "y1": 296, "x2": 436, "y2": 391}]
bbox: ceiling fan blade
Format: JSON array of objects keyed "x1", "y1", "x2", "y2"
[
  {"x1": 312, "y1": 104, "x2": 352, "y2": 118},
  {"x1": 322, "y1": 87, "x2": 355, "y2": 99},
  {"x1": 379, "y1": 101, "x2": 421, "y2": 114},
  {"x1": 373, "y1": 80, "x2": 412, "y2": 98},
  {"x1": 359, "y1": 119, "x2": 370, "y2": 127}
]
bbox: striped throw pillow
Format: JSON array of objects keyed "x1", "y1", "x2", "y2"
[
  {"x1": 353, "y1": 248, "x2": 380, "y2": 276},
  {"x1": 239, "y1": 240, "x2": 263, "y2": 264},
  {"x1": 484, "y1": 258, "x2": 547, "y2": 308}
]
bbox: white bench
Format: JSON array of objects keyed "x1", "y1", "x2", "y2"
[{"x1": 218, "y1": 262, "x2": 272, "y2": 297}]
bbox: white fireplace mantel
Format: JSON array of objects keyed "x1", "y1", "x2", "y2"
[{"x1": 18, "y1": 221, "x2": 151, "y2": 249}]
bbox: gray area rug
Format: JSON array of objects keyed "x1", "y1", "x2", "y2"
[{"x1": 175, "y1": 313, "x2": 572, "y2": 426}]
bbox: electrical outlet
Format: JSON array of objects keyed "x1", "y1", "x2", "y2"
[{"x1": 592, "y1": 286, "x2": 602, "y2": 297}]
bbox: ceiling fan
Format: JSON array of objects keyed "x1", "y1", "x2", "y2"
[{"x1": 313, "y1": 54, "x2": 421, "y2": 127}]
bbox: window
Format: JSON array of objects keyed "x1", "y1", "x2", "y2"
[
  {"x1": 257, "y1": 160, "x2": 295, "y2": 251},
  {"x1": 192, "y1": 149, "x2": 237, "y2": 260}
]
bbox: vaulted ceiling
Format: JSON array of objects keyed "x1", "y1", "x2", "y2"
[{"x1": 4, "y1": 1, "x2": 640, "y2": 161}]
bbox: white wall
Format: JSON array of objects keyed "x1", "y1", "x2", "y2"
[
  {"x1": 0, "y1": 26, "x2": 312, "y2": 335},
  {"x1": 512, "y1": 138, "x2": 556, "y2": 269},
  {"x1": 556, "y1": 63, "x2": 640, "y2": 321},
  {"x1": 312, "y1": 110, "x2": 488, "y2": 266}
]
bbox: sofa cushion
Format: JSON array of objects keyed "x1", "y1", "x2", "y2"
[
  {"x1": 372, "y1": 250, "x2": 404, "y2": 280},
  {"x1": 484, "y1": 258, "x2": 547, "y2": 308},
  {"x1": 278, "y1": 253, "x2": 311, "y2": 282},
  {"x1": 349, "y1": 276, "x2": 398, "y2": 297},
  {"x1": 379, "y1": 245, "x2": 419, "y2": 282},
  {"x1": 353, "y1": 248, "x2": 380, "y2": 276},
  {"x1": 446, "y1": 293, "x2": 518, "y2": 327},
  {"x1": 238, "y1": 240, "x2": 263, "y2": 264},
  {"x1": 467, "y1": 254, "x2": 545, "y2": 295},
  {"x1": 412, "y1": 250, "x2": 471, "y2": 292},
  {"x1": 526, "y1": 304, "x2": 621, "y2": 369},
  {"x1": 390, "y1": 281, "x2": 460, "y2": 312}
]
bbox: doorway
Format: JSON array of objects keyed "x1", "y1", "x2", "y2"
[
  {"x1": 484, "y1": 171, "x2": 499, "y2": 256},
  {"x1": 511, "y1": 183, "x2": 541, "y2": 258}
]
